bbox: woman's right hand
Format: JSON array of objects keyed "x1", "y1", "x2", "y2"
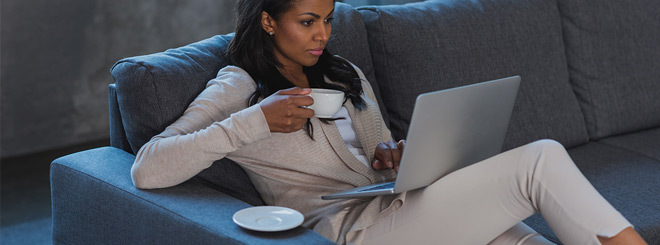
[
  {"x1": 372, "y1": 139, "x2": 406, "y2": 172},
  {"x1": 259, "y1": 87, "x2": 314, "y2": 133}
]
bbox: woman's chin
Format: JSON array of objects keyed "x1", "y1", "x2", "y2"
[{"x1": 303, "y1": 56, "x2": 321, "y2": 67}]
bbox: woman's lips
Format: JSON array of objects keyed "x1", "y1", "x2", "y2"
[{"x1": 308, "y1": 48, "x2": 324, "y2": 56}]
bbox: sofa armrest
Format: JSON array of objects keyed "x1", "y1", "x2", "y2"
[{"x1": 50, "y1": 147, "x2": 332, "y2": 244}]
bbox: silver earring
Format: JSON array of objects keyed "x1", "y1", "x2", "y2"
[{"x1": 269, "y1": 31, "x2": 274, "y2": 36}]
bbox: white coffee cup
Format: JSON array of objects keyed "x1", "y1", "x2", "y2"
[{"x1": 308, "y1": 88, "x2": 345, "y2": 118}]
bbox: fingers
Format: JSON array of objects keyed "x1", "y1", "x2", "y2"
[
  {"x1": 397, "y1": 139, "x2": 406, "y2": 150},
  {"x1": 381, "y1": 141, "x2": 395, "y2": 169},
  {"x1": 372, "y1": 140, "x2": 405, "y2": 172},
  {"x1": 276, "y1": 106, "x2": 312, "y2": 132},
  {"x1": 290, "y1": 106, "x2": 315, "y2": 119},
  {"x1": 260, "y1": 88, "x2": 315, "y2": 133},
  {"x1": 276, "y1": 87, "x2": 314, "y2": 108},
  {"x1": 388, "y1": 140, "x2": 402, "y2": 172},
  {"x1": 372, "y1": 159, "x2": 384, "y2": 170},
  {"x1": 289, "y1": 95, "x2": 314, "y2": 108},
  {"x1": 372, "y1": 141, "x2": 394, "y2": 170},
  {"x1": 371, "y1": 143, "x2": 385, "y2": 170},
  {"x1": 275, "y1": 90, "x2": 315, "y2": 115},
  {"x1": 277, "y1": 87, "x2": 312, "y2": 96}
]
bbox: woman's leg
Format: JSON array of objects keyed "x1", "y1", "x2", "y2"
[
  {"x1": 362, "y1": 139, "x2": 633, "y2": 245},
  {"x1": 488, "y1": 222, "x2": 554, "y2": 245}
]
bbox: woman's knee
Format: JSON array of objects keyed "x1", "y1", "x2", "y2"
[
  {"x1": 527, "y1": 139, "x2": 566, "y2": 155},
  {"x1": 531, "y1": 139, "x2": 563, "y2": 148},
  {"x1": 519, "y1": 139, "x2": 572, "y2": 170}
]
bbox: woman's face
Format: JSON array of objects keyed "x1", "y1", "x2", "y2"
[{"x1": 263, "y1": 0, "x2": 335, "y2": 69}]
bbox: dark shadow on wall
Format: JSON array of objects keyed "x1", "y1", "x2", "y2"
[
  {"x1": 1, "y1": 0, "x2": 97, "y2": 157},
  {"x1": 1, "y1": 0, "x2": 236, "y2": 158}
]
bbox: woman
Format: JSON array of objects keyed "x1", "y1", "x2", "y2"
[{"x1": 131, "y1": 0, "x2": 646, "y2": 244}]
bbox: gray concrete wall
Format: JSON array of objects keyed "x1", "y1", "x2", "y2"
[
  {"x1": 1, "y1": 0, "x2": 236, "y2": 158},
  {"x1": 0, "y1": 0, "x2": 421, "y2": 158}
]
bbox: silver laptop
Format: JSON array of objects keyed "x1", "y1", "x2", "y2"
[{"x1": 321, "y1": 76, "x2": 521, "y2": 200}]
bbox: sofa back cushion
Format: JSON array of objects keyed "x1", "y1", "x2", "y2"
[
  {"x1": 360, "y1": 0, "x2": 589, "y2": 150},
  {"x1": 557, "y1": 0, "x2": 660, "y2": 139},
  {"x1": 111, "y1": 34, "x2": 270, "y2": 205},
  {"x1": 109, "y1": 2, "x2": 373, "y2": 205},
  {"x1": 111, "y1": 35, "x2": 232, "y2": 154}
]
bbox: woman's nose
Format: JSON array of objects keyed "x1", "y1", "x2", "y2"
[{"x1": 314, "y1": 24, "x2": 330, "y2": 42}]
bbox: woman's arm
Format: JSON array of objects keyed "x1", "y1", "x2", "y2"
[{"x1": 131, "y1": 66, "x2": 272, "y2": 189}]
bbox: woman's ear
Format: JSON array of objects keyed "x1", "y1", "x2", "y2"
[{"x1": 261, "y1": 11, "x2": 275, "y2": 35}]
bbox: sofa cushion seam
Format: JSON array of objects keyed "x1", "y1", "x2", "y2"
[
  {"x1": 556, "y1": 0, "x2": 590, "y2": 144},
  {"x1": 366, "y1": 8, "x2": 404, "y2": 139},
  {"x1": 580, "y1": 5, "x2": 599, "y2": 139},
  {"x1": 594, "y1": 141, "x2": 660, "y2": 163},
  {"x1": 144, "y1": 62, "x2": 166, "y2": 125},
  {"x1": 131, "y1": 61, "x2": 166, "y2": 126}
]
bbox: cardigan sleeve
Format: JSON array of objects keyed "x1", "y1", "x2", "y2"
[{"x1": 131, "y1": 66, "x2": 271, "y2": 189}]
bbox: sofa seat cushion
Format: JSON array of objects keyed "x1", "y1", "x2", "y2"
[
  {"x1": 557, "y1": 0, "x2": 660, "y2": 139},
  {"x1": 359, "y1": 0, "x2": 588, "y2": 150},
  {"x1": 524, "y1": 142, "x2": 660, "y2": 243},
  {"x1": 599, "y1": 127, "x2": 660, "y2": 161},
  {"x1": 51, "y1": 147, "x2": 331, "y2": 244}
]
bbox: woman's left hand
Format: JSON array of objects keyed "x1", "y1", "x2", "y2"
[{"x1": 371, "y1": 139, "x2": 406, "y2": 172}]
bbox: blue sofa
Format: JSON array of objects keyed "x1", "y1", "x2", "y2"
[{"x1": 51, "y1": 0, "x2": 660, "y2": 244}]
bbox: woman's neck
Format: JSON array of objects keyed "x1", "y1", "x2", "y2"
[{"x1": 278, "y1": 65, "x2": 309, "y2": 88}]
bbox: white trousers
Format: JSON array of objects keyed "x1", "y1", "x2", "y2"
[{"x1": 363, "y1": 140, "x2": 631, "y2": 245}]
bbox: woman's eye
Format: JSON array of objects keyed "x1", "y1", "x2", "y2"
[
  {"x1": 324, "y1": 17, "x2": 334, "y2": 24},
  {"x1": 302, "y1": 20, "x2": 313, "y2": 26}
]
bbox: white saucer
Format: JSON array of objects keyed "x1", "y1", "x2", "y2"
[{"x1": 232, "y1": 206, "x2": 304, "y2": 232}]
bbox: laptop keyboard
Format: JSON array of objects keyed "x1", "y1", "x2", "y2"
[{"x1": 359, "y1": 182, "x2": 395, "y2": 192}]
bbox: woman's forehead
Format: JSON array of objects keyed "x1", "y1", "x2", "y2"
[{"x1": 287, "y1": 0, "x2": 334, "y2": 16}]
